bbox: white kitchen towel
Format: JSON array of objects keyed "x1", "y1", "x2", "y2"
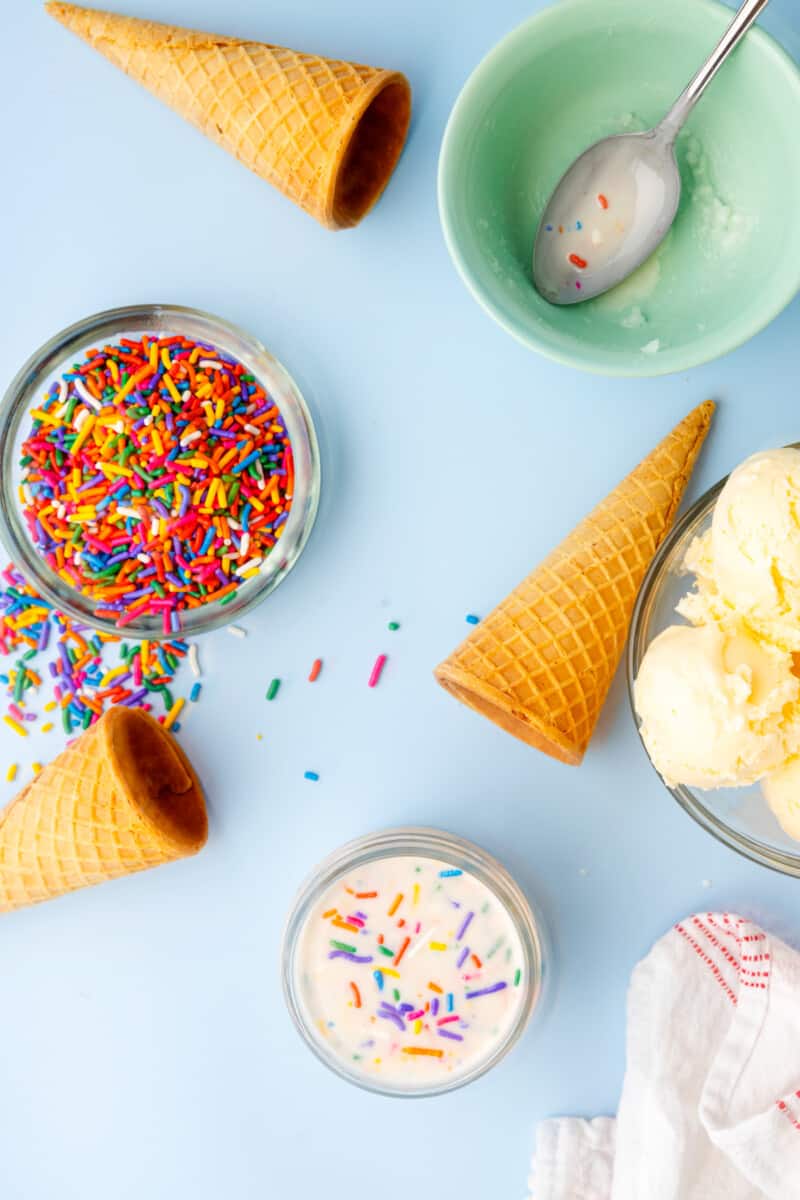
[{"x1": 529, "y1": 913, "x2": 800, "y2": 1200}]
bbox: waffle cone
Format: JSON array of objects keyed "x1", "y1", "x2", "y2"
[
  {"x1": 46, "y1": 2, "x2": 411, "y2": 229},
  {"x1": 0, "y1": 708, "x2": 207, "y2": 912},
  {"x1": 435, "y1": 402, "x2": 715, "y2": 765}
]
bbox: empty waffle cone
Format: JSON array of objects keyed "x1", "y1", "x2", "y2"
[
  {"x1": 0, "y1": 707, "x2": 207, "y2": 912},
  {"x1": 435, "y1": 401, "x2": 715, "y2": 766},
  {"x1": 46, "y1": 2, "x2": 411, "y2": 229}
]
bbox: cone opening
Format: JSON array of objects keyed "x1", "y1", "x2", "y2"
[
  {"x1": 109, "y1": 709, "x2": 208, "y2": 852},
  {"x1": 435, "y1": 671, "x2": 582, "y2": 767},
  {"x1": 332, "y1": 76, "x2": 411, "y2": 228}
]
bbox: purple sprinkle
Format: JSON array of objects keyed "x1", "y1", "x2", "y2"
[
  {"x1": 465, "y1": 982, "x2": 508, "y2": 999},
  {"x1": 378, "y1": 1010, "x2": 406, "y2": 1032},
  {"x1": 327, "y1": 951, "x2": 373, "y2": 964},
  {"x1": 398, "y1": 1003, "x2": 415, "y2": 1014},
  {"x1": 437, "y1": 1029, "x2": 464, "y2": 1041},
  {"x1": 456, "y1": 911, "x2": 474, "y2": 941},
  {"x1": 456, "y1": 946, "x2": 469, "y2": 969},
  {"x1": 431, "y1": 997, "x2": 439, "y2": 1017}
]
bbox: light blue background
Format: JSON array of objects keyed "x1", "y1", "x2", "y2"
[{"x1": 2, "y1": 2, "x2": 800, "y2": 1197}]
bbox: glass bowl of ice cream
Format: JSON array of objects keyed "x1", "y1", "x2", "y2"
[
  {"x1": 628, "y1": 446, "x2": 800, "y2": 875},
  {"x1": 0, "y1": 305, "x2": 320, "y2": 639},
  {"x1": 281, "y1": 827, "x2": 545, "y2": 1097}
]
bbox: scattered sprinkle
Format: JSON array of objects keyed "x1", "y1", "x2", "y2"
[
  {"x1": 304, "y1": 770, "x2": 320, "y2": 782},
  {"x1": 6, "y1": 764, "x2": 17, "y2": 782},
  {"x1": 189, "y1": 682, "x2": 202, "y2": 703},
  {"x1": 568, "y1": 253, "x2": 588, "y2": 269},
  {"x1": 226, "y1": 625, "x2": 246, "y2": 639},
  {"x1": 701, "y1": 879, "x2": 713, "y2": 889},
  {"x1": 31, "y1": 762, "x2": 42, "y2": 776},
  {"x1": 368, "y1": 654, "x2": 387, "y2": 688},
  {"x1": 387, "y1": 621, "x2": 400, "y2": 631},
  {"x1": 266, "y1": 677, "x2": 281, "y2": 701},
  {"x1": 308, "y1": 658, "x2": 322, "y2": 682},
  {"x1": 465, "y1": 614, "x2": 480, "y2": 625},
  {"x1": 597, "y1": 193, "x2": 609, "y2": 209},
  {"x1": 189, "y1": 644, "x2": 201, "y2": 678}
]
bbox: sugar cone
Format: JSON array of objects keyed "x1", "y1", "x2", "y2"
[
  {"x1": 46, "y1": 2, "x2": 412, "y2": 229},
  {"x1": 435, "y1": 402, "x2": 715, "y2": 765},
  {"x1": 0, "y1": 707, "x2": 207, "y2": 911}
]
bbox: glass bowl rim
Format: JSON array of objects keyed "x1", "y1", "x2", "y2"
[
  {"x1": 626, "y1": 450, "x2": 800, "y2": 877},
  {"x1": 280, "y1": 825, "x2": 546, "y2": 1098},
  {"x1": 0, "y1": 303, "x2": 321, "y2": 639}
]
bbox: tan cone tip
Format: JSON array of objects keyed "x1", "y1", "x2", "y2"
[{"x1": 103, "y1": 707, "x2": 208, "y2": 853}]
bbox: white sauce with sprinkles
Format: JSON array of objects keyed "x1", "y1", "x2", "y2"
[{"x1": 293, "y1": 855, "x2": 527, "y2": 1087}]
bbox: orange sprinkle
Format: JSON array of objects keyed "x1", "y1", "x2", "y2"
[
  {"x1": 394, "y1": 936, "x2": 411, "y2": 967},
  {"x1": 350, "y1": 982, "x2": 362, "y2": 1009},
  {"x1": 322, "y1": 908, "x2": 337, "y2": 919},
  {"x1": 388, "y1": 893, "x2": 404, "y2": 917},
  {"x1": 332, "y1": 918, "x2": 360, "y2": 933},
  {"x1": 597, "y1": 193, "x2": 609, "y2": 209},
  {"x1": 428, "y1": 982, "x2": 443, "y2": 994},
  {"x1": 402, "y1": 1047, "x2": 443, "y2": 1058},
  {"x1": 471, "y1": 954, "x2": 483, "y2": 969},
  {"x1": 355, "y1": 891, "x2": 378, "y2": 899}
]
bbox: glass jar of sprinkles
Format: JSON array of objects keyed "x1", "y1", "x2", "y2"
[
  {"x1": 0, "y1": 305, "x2": 320, "y2": 639},
  {"x1": 281, "y1": 827, "x2": 545, "y2": 1097}
]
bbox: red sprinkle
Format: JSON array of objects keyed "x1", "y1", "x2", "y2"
[
  {"x1": 308, "y1": 658, "x2": 322, "y2": 682},
  {"x1": 568, "y1": 253, "x2": 588, "y2": 269},
  {"x1": 597, "y1": 193, "x2": 609, "y2": 209}
]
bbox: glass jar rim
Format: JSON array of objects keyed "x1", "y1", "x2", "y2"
[{"x1": 281, "y1": 825, "x2": 546, "y2": 1098}]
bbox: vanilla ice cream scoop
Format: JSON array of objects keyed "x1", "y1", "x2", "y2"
[
  {"x1": 634, "y1": 621, "x2": 800, "y2": 789},
  {"x1": 681, "y1": 448, "x2": 800, "y2": 651}
]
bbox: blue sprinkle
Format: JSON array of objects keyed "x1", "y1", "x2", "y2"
[
  {"x1": 189, "y1": 682, "x2": 202, "y2": 702},
  {"x1": 465, "y1": 614, "x2": 480, "y2": 625},
  {"x1": 373, "y1": 970, "x2": 384, "y2": 991},
  {"x1": 439, "y1": 868, "x2": 463, "y2": 877},
  {"x1": 575, "y1": 220, "x2": 583, "y2": 230},
  {"x1": 304, "y1": 770, "x2": 320, "y2": 782},
  {"x1": 545, "y1": 224, "x2": 553, "y2": 231}
]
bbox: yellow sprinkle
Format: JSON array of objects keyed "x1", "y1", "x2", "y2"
[
  {"x1": 44, "y1": 700, "x2": 57, "y2": 713},
  {"x1": 100, "y1": 665, "x2": 127, "y2": 688},
  {"x1": 240, "y1": 568, "x2": 260, "y2": 580},
  {"x1": 163, "y1": 697, "x2": 185, "y2": 731},
  {"x1": 413, "y1": 1019, "x2": 423, "y2": 1035},
  {"x1": 6, "y1": 764, "x2": 17, "y2": 782},
  {"x1": 141, "y1": 639, "x2": 150, "y2": 664},
  {"x1": 160, "y1": 347, "x2": 172, "y2": 372},
  {"x1": 41, "y1": 723, "x2": 53, "y2": 734},
  {"x1": 163, "y1": 375, "x2": 181, "y2": 407},
  {"x1": 3, "y1": 716, "x2": 27, "y2": 738},
  {"x1": 256, "y1": 734, "x2": 263, "y2": 741},
  {"x1": 30, "y1": 408, "x2": 63, "y2": 426},
  {"x1": 377, "y1": 967, "x2": 400, "y2": 979},
  {"x1": 413, "y1": 883, "x2": 420, "y2": 906},
  {"x1": 31, "y1": 763, "x2": 42, "y2": 776},
  {"x1": 429, "y1": 942, "x2": 447, "y2": 951},
  {"x1": 71, "y1": 415, "x2": 96, "y2": 455}
]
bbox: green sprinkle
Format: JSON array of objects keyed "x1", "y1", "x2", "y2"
[
  {"x1": 393, "y1": 988, "x2": 401, "y2": 1002},
  {"x1": 330, "y1": 940, "x2": 357, "y2": 954},
  {"x1": 266, "y1": 678, "x2": 281, "y2": 701},
  {"x1": 514, "y1": 968, "x2": 522, "y2": 986},
  {"x1": 219, "y1": 590, "x2": 238, "y2": 606},
  {"x1": 388, "y1": 621, "x2": 400, "y2": 631},
  {"x1": 378, "y1": 945, "x2": 394, "y2": 957}
]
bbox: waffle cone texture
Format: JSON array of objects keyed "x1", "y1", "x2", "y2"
[
  {"x1": 435, "y1": 402, "x2": 715, "y2": 766},
  {"x1": 46, "y1": 2, "x2": 412, "y2": 229},
  {"x1": 0, "y1": 707, "x2": 207, "y2": 911}
]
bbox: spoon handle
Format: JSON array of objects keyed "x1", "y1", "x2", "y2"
[{"x1": 658, "y1": 0, "x2": 770, "y2": 141}]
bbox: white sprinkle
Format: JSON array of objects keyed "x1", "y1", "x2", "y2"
[
  {"x1": 56, "y1": 503, "x2": 66, "y2": 520},
  {"x1": 578, "y1": 867, "x2": 590, "y2": 877},
  {"x1": 189, "y1": 644, "x2": 201, "y2": 678},
  {"x1": 117, "y1": 506, "x2": 142, "y2": 521},
  {"x1": 701, "y1": 879, "x2": 713, "y2": 889},
  {"x1": 237, "y1": 557, "x2": 263, "y2": 574},
  {"x1": 137, "y1": 553, "x2": 150, "y2": 565},
  {"x1": 180, "y1": 430, "x2": 202, "y2": 447},
  {"x1": 641, "y1": 338, "x2": 661, "y2": 354},
  {"x1": 150, "y1": 518, "x2": 159, "y2": 537},
  {"x1": 226, "y1": 518, "x2": 243, "y2": 532},
  {"x1": 73, "y1": 407, "x2": 90, "y2": 432},
  {"x1": 198, "y1": 359, "x2": 223, "y2": 370},
  {"x1": 143, "y1": 414, "x2": 153, "y2": 426},
  {"x1": 239, "y1": 532, "x2": 250, "y2": 559},
  {"x1": 73, "y1": 378, "x2": 101, "y2": 412},
  {"x1": 591, "y1": 228, "x2": 603, "y2": 245},
  {"x1": 57, "y1": 379, "x2": 67, "y2": 406},
  {"x1": 244, "y1": 423, "x2": 260, "y2": 436},
  {"x1": 226, "y1": 625, "x2": 247, "y2": 639}
]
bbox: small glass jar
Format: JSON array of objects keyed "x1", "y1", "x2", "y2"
[
  {"x1": 0, "y1": 304, "x2": 320, "y2": 639},
  {"x1": 281, "y1": 827, "x2": 546, "y2": 1097}
]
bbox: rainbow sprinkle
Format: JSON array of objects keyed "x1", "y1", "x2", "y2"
[{"x1": 18, "y1": 334, "x2": 294, "y2": 632}]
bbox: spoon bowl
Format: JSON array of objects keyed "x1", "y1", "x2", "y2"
[{"x1": 533, "y1": 131, "x2": 680, "y2": 304}]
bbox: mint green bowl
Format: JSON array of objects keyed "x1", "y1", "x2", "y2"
[{"x1": 439, "y1": 0, "x2": 800, "y2": 376}]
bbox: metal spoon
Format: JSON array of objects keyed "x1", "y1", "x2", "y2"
[{"x1": 532, "y1": 0, "x2": 770, "y2": 305}]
